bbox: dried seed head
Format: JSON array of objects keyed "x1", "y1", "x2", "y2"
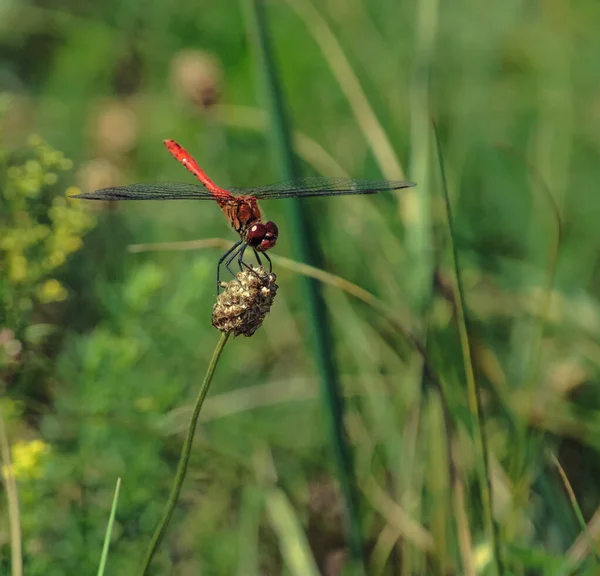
[
  {"x1": 76, "y1": 159, "x2": 123, "y2": 212},
  {"x1": 170, "y1": 50, "x2": 222, "y2": 111},
  {"x1": 89, "y1": 99, "x2": 139, "y2": 157},
  {"x1": 212, "y1": 267, "x2": 278, "y2": 337}
]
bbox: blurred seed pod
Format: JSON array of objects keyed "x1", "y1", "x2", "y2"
[
  {"x1": 112, "y1": 48, "x2": 143, "y2": 96},
  {"x1": 0, "y1": 329, "x2": 15, "y2": 347},
  {"x1": 0, "y1": 95, "x2": 35, "y2": 142},
  {"x1": 212, "y1": 267, "x2": 278, "y2": 337},
  {"x1": 88, "y1": 99, "x2": 139, "y2": 158},
  {"x1": 170, "y1": 50, "x2": 223, "y2": 111},
  {"x1": 548, "y1": 360, "x2": 588, "y2": 396},
  {"x1": 76, "y1": 159, "x2": 123, "y2": 211},
  {"x1": 0, "y1": 328, "x2": 22, "y2": 365},
  {"x1": 324, "y1": 549, "x2": 347, "y2": 576}
]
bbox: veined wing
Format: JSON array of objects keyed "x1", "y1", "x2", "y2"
[
  {"x1": 71, "y1": 182, "x2": 232, "y2": 201},
  {"x1": 229, "y1": 177, "x2": 416, "y2": 200}
]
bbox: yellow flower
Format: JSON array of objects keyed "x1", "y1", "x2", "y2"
[
  {"x1": 27, "y1": 134, "x2": 43, "y2": 148},
  {"x1": 38, "y1": 279, "x2": 68, "y2": 303},
  {"x1": 64, "y1": 236, "x2": 82, "y2": 253},
  {"x1": 44, "y1": 173, "x2": 58, "y2": 186},
  {"x1": 9, "y1": 254, "x2": 28, "y2": 282},
  {"x1": 2, "y1": 439, "x2": 49, "y2": 480},
  {"x1": 47, "y1": 251, "x2": 66, "y2": 268}
]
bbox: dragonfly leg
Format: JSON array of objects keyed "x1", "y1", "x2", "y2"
[
  {"x1": 237, "y1": 243, "x2": 249, "y2": 271},
  {"x1": 224, "y1": 243, "x2": 244, "y2": 277},
  {"x1": 252, "y1": 249, "x2": 263, "y2": 268},
  {"x1": 262, "y1": 251, "x2": 273, "y2": 273},
  {"x1": 238, "y1": 246, "x2": 263, "y2": 281},
  {"x1": 217, "y1": 240, "x2": 243, "y2": 294}
]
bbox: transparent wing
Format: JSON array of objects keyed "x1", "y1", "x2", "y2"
[
  {"x1": 70, "y1": 182, "x2": 223, "y2": 201},
  {"x1": 71, "y1": 178, "x2": 416, "y2": 202},
  {"x1": 230, "y1": 177, "x2": 416, "y2": 200}
]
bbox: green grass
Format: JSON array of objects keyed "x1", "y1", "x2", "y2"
[
  {"x1": 97, "y1": 477, "x2": 121, "y2": 576},
  {"x1": 2, "y1": 0, "x2": 600, "y2": 574}
]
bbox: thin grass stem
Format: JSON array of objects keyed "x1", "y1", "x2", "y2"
[
  {"x1": 97, "y1": 477, "x2": 122, "y2": 576},
  {"x1": 139, "y1": 332, "x2": 230, "y2": 575},
  {"x1": 0, "y1": 416, "x2": 23, "y2": 576},
  {"x1": 433, "y1": 122, "x2": 502, "y2": 575},
  {"x1": 551, "y1": 453, "x2": 599, "y2": 565},
  {"x1": 283, "y1": 0, "x2": 405, "y2": 181}
]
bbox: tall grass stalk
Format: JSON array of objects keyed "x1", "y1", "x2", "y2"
[
  {"x1": 139, "y1": 332, "x2": 230, "y2": 575},
  {"x1": 214, "y1": 104, "x2": 348, "y2": 177},
  {"x1": 496, "y1": 145, "x2": 563, "y2": 542},
  {"x1": 433, "y1": 123, "x2": 502, "y2": 575},
  {"x1": 244, "y1": 1, "x2": 364, "y2": 570},
  {"x1": 406, "y1": 0, "x2": 438, "y2": 310},
  {"x1": 0, "y1": 416, "x2": 23, "y2": 576},
  {"x1": 566, "y1": 507, "x2": 600, "y2": 572},
  {"x1": 551, "y1": 453, "x2": 599, "y2": 575},
  {"x1": 97, "y1": 477, "x2": 121, "y2": 576},
  {"x1": 283, "y1": 0, "x2": 405, "y2": 181}
]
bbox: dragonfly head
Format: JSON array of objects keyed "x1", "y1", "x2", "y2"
[{"x1": 247, "y1": 220, "x2": 278, "y2": 252}]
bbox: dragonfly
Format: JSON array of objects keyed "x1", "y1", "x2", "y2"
[{"x1": 72, "y1": 140, "x2": 416, "y2": 291}]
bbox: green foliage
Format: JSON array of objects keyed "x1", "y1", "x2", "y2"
[
  {"x1": 1, "y1": 0, "x2": 600, "y2": 575},
  {"x1": 0, "y1": 109, "x2": 95, "y2": 333}
]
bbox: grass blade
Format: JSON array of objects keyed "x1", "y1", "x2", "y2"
[
  {"x1": 97, "y1": 477, "x2": 122, "y2": 576},
  {"x1": 283, "y1": 0, "x2": 405, "y2": 181},
  {"x1": 264, "y1": 487, "x2": 321, "y2": 576},
  {"x1": 139, "y1": 332, "x2": 230, "y2": 575},
  {"x1": 0, "y1": 417, "x2": 23, "y2": 576},
  {"x1": 551, "y1": 453, "x2": 599, "y2": 576},
  {"x1": 433, "y1": 122, "x2": 502, "y2": 575},
  {"x1": 406, "y1": 0, "x2": 438, "y2": 308},
  {"x1": 214, "y1": 104, "x2": 348, "y2": 177},
  {"x1": 254, "y1": 446, "x2": 320, "y2": 576}
]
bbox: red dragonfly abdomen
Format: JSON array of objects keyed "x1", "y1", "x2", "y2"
[
  {"x1": 164, "y1": 139, "x2": 262, "y2": 235},
  {"x1": 164, "y1": 139, "x2": 229, "y2": 199}
]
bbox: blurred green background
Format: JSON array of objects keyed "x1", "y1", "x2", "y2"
[{"x1": 2, "y1": 0, "x2": 600, "y2": 574}]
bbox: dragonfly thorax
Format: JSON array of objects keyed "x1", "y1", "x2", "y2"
[{"x1": 246, "y1": 220, "x2": 278, "y2": 252}]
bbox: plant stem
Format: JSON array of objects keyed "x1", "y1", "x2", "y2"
[
  {"x1": 97, "y1": 477, "x2": 121, "y2": 576},
  {"x1": 433, "y1": 123, "x2": 502, "y2": 575},
  {"x1": 139, "y1": 332, "x2": 230, "y2": 575}
]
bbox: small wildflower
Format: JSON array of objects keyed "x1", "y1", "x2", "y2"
[
  {"x1": 3, "y1": 439, "x2": 50, "y2": 481},
  {"x1": 212, "y1": 267, "x2": 278, "y2": 337},
  {"x1": 9, "y1": 253, "x2": 28, "y2": 282},
  {"x1": 27, "y1": 134, "x2": 43, "y2": 148},
  {"x1": 44, "y1": 173, "x2": 58, "y2": 186},
  {"x1": 135, "y1": 397, "x2": 156, "y2": 412},
  {"x1": 38, "y1": 279, "x2": 68, "y2": 303},
  {"x1": 59, "y1": 158, "x2": 73, "y2": 171},
  {"x1": 65, "y1": 185, "x2": 81, "y2": 198}
]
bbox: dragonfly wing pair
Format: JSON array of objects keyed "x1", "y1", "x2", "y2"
[{"x1": 72, "y1": 177, "x2": 415, "y2": 201}]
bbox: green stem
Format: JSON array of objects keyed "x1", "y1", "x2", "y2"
[
  {"x1": 97, "y1": 477, "x2": 121, "y2": 576},
  {"x1": 139, "y1": 332, "x2": 230, "y2": 575},
  {"x1": 432, "y1": 123, "x2": 503, "y2": 575}
]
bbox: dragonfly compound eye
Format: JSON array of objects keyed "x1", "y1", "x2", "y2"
[
  {"x1": 259, "y1": 221, "x2": 278, "y2": 251},
  {"x1": 247, "y1": 223, "x2": 267, "y2": 247}
]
